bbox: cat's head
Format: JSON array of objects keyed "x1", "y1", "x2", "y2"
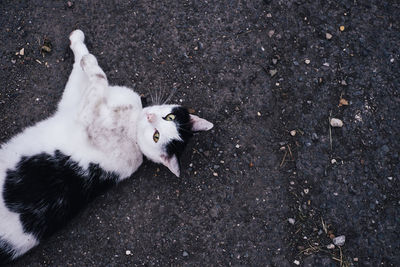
[{"x1": 137, "y1": 104, "x2": 213, "y2": 177}]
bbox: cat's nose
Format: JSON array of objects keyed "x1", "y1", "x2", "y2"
[{"x1": 147, "y1": 113, "x2": 156, "y2": 123}]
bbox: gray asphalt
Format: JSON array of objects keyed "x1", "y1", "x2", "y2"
[{"x1": 0, "y1": 0, "x2": 399, "y2": 266}]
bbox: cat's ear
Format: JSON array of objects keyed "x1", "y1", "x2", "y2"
[
  {"x1": 161, "y1": 154, "x2": 180, "y2": 177},
  {"x1": 190, "y1": 115, "x2": 214, "y2": 132}
]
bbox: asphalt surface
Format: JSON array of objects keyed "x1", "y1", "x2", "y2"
[{"x1": 0, "y1": 0, "x2": 399, "y2": 266}]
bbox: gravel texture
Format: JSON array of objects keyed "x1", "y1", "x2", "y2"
[{"x1": 0, "y1": 0, "x2": 399, "y2": 266}]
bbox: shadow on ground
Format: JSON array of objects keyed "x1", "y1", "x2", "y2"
[{"x1": 0, "y1": 0, "x2": 399, "y2": 266}]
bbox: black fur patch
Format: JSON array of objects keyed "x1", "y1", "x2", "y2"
[
  {"x1": 140, "y1": 96, "x2": 148, "y2": 108},
  {"x1": 165, "y1": 106, "x2": 193, "y2": 159},
  {"x1": 0, "y1": 240, "x2": 13, "y2": 265},
  {"x1": 4, "y1": 150, "x2": 118, "y2": 240}
]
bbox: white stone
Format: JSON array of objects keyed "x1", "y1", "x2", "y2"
[
  {"x1": 330, "y1": 118, "x2": 343, "y2": 127},
  {"x1": 326, "y1": 33, "x2": 333, "y2": 39},
  {"x1": 333, "y1": 235, "x2": 346, "y2": 246}
]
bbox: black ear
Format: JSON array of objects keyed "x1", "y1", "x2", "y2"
[{"x1": 140, "y1": 96, "x2": 149, "y2": 108}]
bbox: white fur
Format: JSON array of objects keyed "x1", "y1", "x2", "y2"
[{"x1": 0, "y1": 30, "x2": 213, "y2": 259}]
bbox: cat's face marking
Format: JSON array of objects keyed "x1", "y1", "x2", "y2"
[
  {"x1": 137, "y1": 104, "x2": 213, "y2": 177},
  {"x1": 137, "y1": 105, "x2": 186, "y2": 176}
]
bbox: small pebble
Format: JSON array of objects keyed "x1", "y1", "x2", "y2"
[
  {"x1": 330, "y1": 118, "x2": 343, "y2": 127},
  {"x1": 235, "y1": 144, "x2": 240, "y2": 149},
  {"x1": 304, "y1": 188, "x2": 309, "y2": 194},
  {"x1": 294, "y1": 260, "x2": 300, "y2": 265},
  {"x1": 125, "y1": 250, "x2": 132, "y2": 255},
  {"x1": 311, "y1": 133, "x2": 318, "y2": 141},
  {"x1": 290, "y1": 130, "x2": 296, "y2": 136},
  {"x1": 326, "y1": 33, "x2": 332, "y2": 39},
  {"x1": 288, "y1": 218, "x2": 295, "y2": 225},
  {"x1": 272, "y1": 58, "x2": 278, "y2": 64},
  {"x1": 341, "y1": 80, "x2": 347, "y2": 86},
  {"x1": 213, "y1": 172, "x2": 218, "y2": 177},
  {"x1": 183, "y1": 251, "x2": 189, "y2": 257},
  {"x1": 11, "y1": 59, "x2": 16, "y2": 64},
  {"x1": 42, "y1": 45, "x2": 52, "y2": 53},
  {"x1": 304, "y1": 59, "x2": 310, "y2": 64},
  {"x1": 19, "y1": 48, "x2": 24, "y2": 56},
  {"x1": 268, "y1": 30, "x2": 275, "y2": 37},
  {"x1": 333, "y1": 235, "x2": 346, "y2": 246},
  {"x1": 266, "y1": 13, "x2": 272, "y2": 18},
  {"x1": 257, "y1": 111, "x2": 261, "y2": 116},
  {"x1": 269, "y1": 69, "x2": 277, "y2": 77},
  {"x1": 67, "y1": 1, "x2": 74, "y2": 7},
  {"x1": 323, "y1": 62, "x2": 330, "y2": 67},
  {"x1": 387, "y1": 177, "x2": 393, "y2": 181},
  {"x1": 340, "y1": 25, "x2": 345, "y2": 31},
  {"x1": 354, "y1": 258, "x2": 359, "y2": 262},
  {"x1": 331, "y1": 159, "x2": 337, "y2": 164},
  {"x1": 327, "y1": 244, "x2": 335, "y2": 249}
]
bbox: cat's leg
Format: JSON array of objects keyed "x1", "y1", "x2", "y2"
[
  {"x1": 77, "y1": 53, "x2": 110, "y2": 127},
  {"x1": 80, "y1": 54, "x2": 107, "y2": 85},
  {"x1": 57, "y1": 30, "x2": 90, "y2": 113}
]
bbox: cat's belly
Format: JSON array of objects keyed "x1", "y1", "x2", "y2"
[
  {"x1": 0, "y1": 114, "x2": 143, "y2": 179},
  {"x1": 0, "y1": 105, "x2": 142, "y2": 258}
]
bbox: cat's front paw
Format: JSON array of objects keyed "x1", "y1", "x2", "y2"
[
  {"x1": 80, "y1": 54, "x2": 98, "y2": 70},
  {"x1": 69, "y1": 29, "x2": 85, "y2": 46}
]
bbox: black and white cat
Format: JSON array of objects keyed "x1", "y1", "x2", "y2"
[{"x1": 0, "y1": 30, "x2": 213, "y2": 263}]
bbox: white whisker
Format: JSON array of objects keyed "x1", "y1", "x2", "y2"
[{"x1": 163, "y1": 87, "x2": 177, "y2": 104}]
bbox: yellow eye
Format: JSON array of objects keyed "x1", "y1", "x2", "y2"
[
  {"x1": 153, "y1": 130, "x2": 160, "y2": 143},
  {"x1": 164, "y1": 113, "x2": 176, "y2": 121}
]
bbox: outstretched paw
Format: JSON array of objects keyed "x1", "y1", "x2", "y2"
[{"x1": 69, "y1": 29, "x2": 85, "y2": 46}]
